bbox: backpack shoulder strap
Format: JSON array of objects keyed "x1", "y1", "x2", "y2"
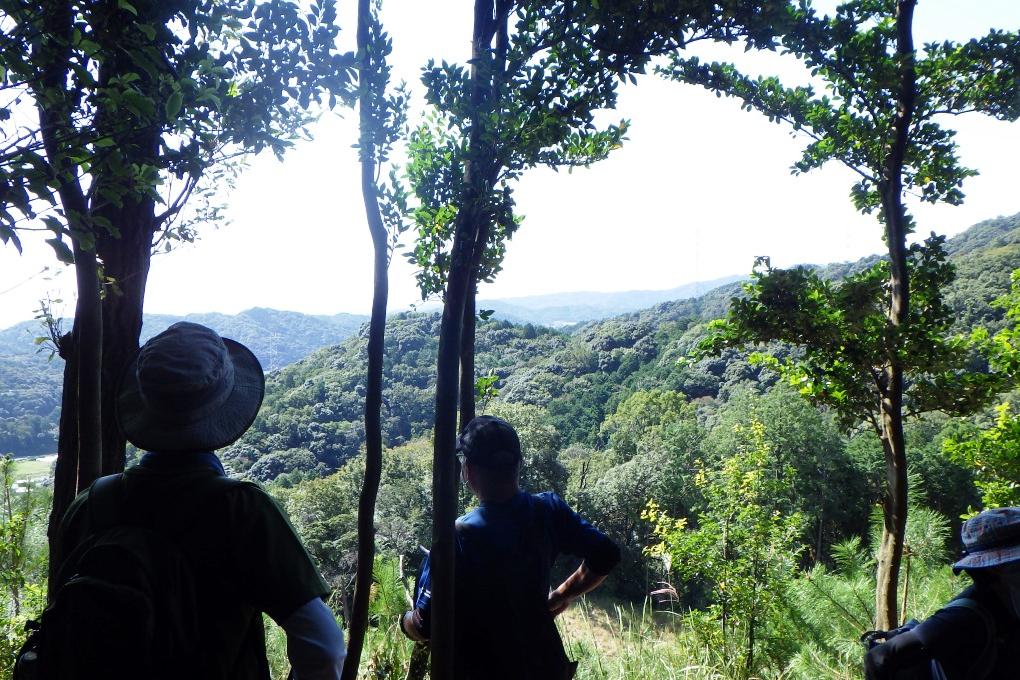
[{"x1": 86, "y1": 473, "x2": 126, "y2": 532}]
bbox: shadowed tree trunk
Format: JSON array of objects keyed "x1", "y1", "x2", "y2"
[
  {"x1": 95, "y1": 184, "x2": 158, "y2": 475},
  {"x1": 429, "y1": 4, "x2": 503, "y2": 677},
  {"x1": 874, "y1": 0, "x2": 916, "y2": 631},
  {"x1": 459, "y1": 287, "x2": 477, "y2": 427},
  {"x1": 457, "y1": 1, "x2": 508, "y2": 432},
  {"x1": 35, "y1": 0, "x2": 103, "y2": 592},
  {"x1": 341, "y1": 0, "x2": 390, "y2": 674}
]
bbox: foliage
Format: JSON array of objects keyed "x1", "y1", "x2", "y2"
[
  {"x1": 945, "y1": 402, "x2": 1020, "y2": 511},
  {"x1": 944, "y1": 269, "x2": 1020, "y2": 510},
  {"x1": 405, "y1": 1, "x2": 630, "y2": 299},
  {"x1": 705, "y1": 385, "x2": 868, "y2": 560},
  {"x1": 0, "y1": 0, "x2": 355, "y2": 255},
  {"x1": 223, "y1": 315, "x2": 567, "y2": 481},
  {"x1": 600, "y1": 389, "x2": 693, "y2": 464},
  {"x1": 661, "y1": 2, "x2": 1020, "y2": 216},
  {"x1": 697, "y1": 235, "x2": 995, "y2": 433},
  {"x1": 645, "y1": 421, "x2": 805, "y2": 677},
  {"x1": 0, "y1": 456, "x2": 49, "y2": 678}
]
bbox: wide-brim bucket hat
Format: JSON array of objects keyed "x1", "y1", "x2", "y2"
[
  {"x1": 953, "y1": 507, "x2": 1020, "y2": 572},
  {"x1": 116, "y1": 322, "x2": 265, "y2": 453}
]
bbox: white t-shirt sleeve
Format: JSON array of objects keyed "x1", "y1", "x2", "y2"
[{"x1": 280, "y1": 597, "x2": 346, "y2": 680}]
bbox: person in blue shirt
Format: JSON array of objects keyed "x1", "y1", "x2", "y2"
[{"x1": 400, "y1": 415, "x2": 620, "y2": 680}]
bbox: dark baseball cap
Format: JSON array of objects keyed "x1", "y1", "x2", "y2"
[{"x1": 457, "y1": 416, "x2": 522, "y2": 469}]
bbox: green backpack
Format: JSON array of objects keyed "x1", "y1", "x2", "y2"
[{"x1": 14, "y1": 473, "x2": 242, "y2": 680}]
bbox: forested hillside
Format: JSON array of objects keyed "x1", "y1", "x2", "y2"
[
  {"x1": 4, "y1": 214, "x2": 1017, "y2": 465},
  {"x1": 0, "y1": 308, "x2": 366, "y2": 457},
  {"x1": 223, "y1": 213, "x2": 1020, "y2": 482}
]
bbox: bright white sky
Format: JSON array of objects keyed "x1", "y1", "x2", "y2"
[{"x1": 1, "y1": 0, "x2": 1018, "y2": 330}]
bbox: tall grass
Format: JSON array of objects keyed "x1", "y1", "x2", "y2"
[{"x1": 271, "y1": 558, "x2": 964, "y2": 680}]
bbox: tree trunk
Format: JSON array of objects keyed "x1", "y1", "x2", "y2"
[
  {"x1": 35, "y1": 0, "x2": 103, "y2": 590},
  {"x1": 457, "y1": 0, "x2": 509, "y2": 431},
  {"x1": 429, "y1": 4, "x2": 498, "y2": 678},
  {"x1": 459, "y1": 286, "x2": 477, "y2": 427},
  {"x1": 341, "y1": 1, "x2": 390, "y2": 674},
  {"x1": 91, "y1": 2, "x2": 162, "y2": 473},
  {"x1": 47, "y1": 333, "x2": 79, "y2": 591},
  {"x1": 874, "y1": 0, "x2": 916, "y2": 631},
  {"x1": 93, "y1": 208, "x2": 153, "y2": 472},
  {"x1": 71, "y1": 242, "x2": 104, "y2": 492},
  {"x1": 429, "y1": 214, "x2": 475, "y2": 680}
]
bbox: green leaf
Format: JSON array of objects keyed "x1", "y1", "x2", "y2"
[
  {"x1": 46, "y1": 238, "x2": 75, "y2": 265},
  {"x1": 165, "y1": 90, "x2": 183, "y2": 120},
  {"x1": 117, "y1": 0, "x2": 138, "y2": 15}
]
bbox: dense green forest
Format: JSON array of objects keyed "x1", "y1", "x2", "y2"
[
  {"x1": 0, "y1": 308, "x2": 366, "y2": 457},
  {"x1": 3, "y1": 211, "x2": 1019, "y2": 678},
  {"x1": 3, "y1": 0, "x2": 1019, "y2": 677},
  {"x1": 221, "y1": 213, "x2": 1020, "y2": 484}
]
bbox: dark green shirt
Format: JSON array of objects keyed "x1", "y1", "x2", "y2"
[{"x1": 58, "y1": 456, "x2": 329, "y2": 679}]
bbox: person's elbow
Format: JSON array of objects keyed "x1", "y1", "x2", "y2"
[
  {"x1": 292, "y1": 640, "x2": 347, "y2": 678},
  {"x1": 282, "y1": 598, "x2": 347, "y2": 680},
  {"x1": 400, "y1": 609, "x2": 429, "y2": 643},
  {"x1": 591, "y1": 539, "x2": 621, "y2": 576}
]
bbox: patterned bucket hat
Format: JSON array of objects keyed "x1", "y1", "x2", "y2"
[{"x1": 953, "y1": 507, "x2": 1020, "y2": 572}]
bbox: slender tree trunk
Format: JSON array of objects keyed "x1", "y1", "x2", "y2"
[
  {"x1": 70, "y1": 241, "x2": 104, "y2": 492},
  {"x1": 429, "y1": 4, "x2": 497, "y2": 678},
  {"x1": 35, "y1": 0, "x2": 103, "y2": 589},
  {"x1": 874, "y1": 0, "x2": 916, "y2": 631},
  {"x1": 94, "y1": 206, "x2": 154, "y2": 473},
  {"x1": 430, "y1": 211, "x2": 476, "y2": 680},
  {"x1": 459, "y1": 286, "x2": 477, "y2": 426},
  {"x1": 341, "y1": 1, "x2": 390, "y2": 674}
]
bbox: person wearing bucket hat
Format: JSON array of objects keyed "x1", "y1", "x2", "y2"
[
  {"x1": 52, "y1": 323, "x2": 346, "y2": 679},
  {"x1": 865, "y1": 507, "x2": 1020, "y2": 679},
  {"x1": 400, "y1": 415, "x2": 620, "y2": 679}
]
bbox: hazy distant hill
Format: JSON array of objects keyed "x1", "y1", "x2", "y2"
[
  {"x1": 478, "y1": 275, "x2": 744, "y2": 326},
  {"x1": 3, "y1": 212, "x2": 1019, "y2": 462},
  {"x1": 0, "y1": 308, "x2": 367, "y2": 457},
  {"x1": 221, "y1": 213, "x2": 1020, "y2": 481}
]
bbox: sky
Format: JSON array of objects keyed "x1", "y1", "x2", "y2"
[{"x1": 1, "y1": 0, "x2": 1019, "y2": 330}]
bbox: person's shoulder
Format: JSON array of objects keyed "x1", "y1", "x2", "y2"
[
  {"x1": 533, "y1": 491, "x2": 571, "y2": 512},
  {"x1": 456, "y1": 505, "x2": 484, "y2": 528}
]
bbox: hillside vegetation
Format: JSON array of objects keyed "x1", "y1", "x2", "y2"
[
  {"x1": 222, "y1": 213, "x2": 1020, "y2": 483},
  {"x1": 0, "y1": 308, "x2": 366, "y2": 458}
]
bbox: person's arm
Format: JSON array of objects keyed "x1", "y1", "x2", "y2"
[
  {"x1": 548, "y1": 561, "x2": 608, "y2": 617},
  {"x1": 400, "y1": 552, "x2": 432, "y2": 642},
  {"x1": 400, "y1": 608, "x2": 429, "y2": 642},
  {"x1": 281, "y1": 597, "x2": 346, "y2": 680},
  {"x1": 864, "y1": 630, "x2": 926, "y2": 680},
  {"x1": 543, "y1": 493, "x2": 621, "y2": 617}
]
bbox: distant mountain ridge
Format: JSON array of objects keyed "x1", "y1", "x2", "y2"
[
  {"x1": 221, "y1": 212, "x2": 1020, "y2": 482},
  {"x1": 0, "y1": 307, "x2": 368, "y2": 371},
  {"x1": 2, "y1": 212, "x2": 1019, "y2": 461},
  {"x1": 477, "y1": 275, "x2": 745, "y2": 326}
]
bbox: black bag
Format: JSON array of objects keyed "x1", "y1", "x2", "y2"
[
  {"x1": 14, "y1": 473, "x2": 240, "y2": 680},
  {"x1": 862, "y1": 598, "x2": 996, "y2": 680}
]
